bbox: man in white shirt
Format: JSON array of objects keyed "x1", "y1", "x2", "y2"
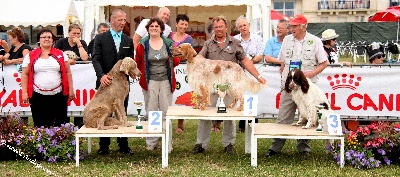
[{"x1": 133, "y1": 7, "x2": 171, "y2": 49}]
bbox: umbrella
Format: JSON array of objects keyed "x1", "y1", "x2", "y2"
[
  {"x1": 368, "y1": 9, "x2": 400, "y2": 22},
  {"x1": 270, "y1": 10, "x2": 288, "y2": 20},
  {"x1": 368, "y1": 9, "x2": 400, "y2": 40}
]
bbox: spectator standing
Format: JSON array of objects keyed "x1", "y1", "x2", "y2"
[
  {"x1": 192, "y1": 15, "x2": 266, "y2": 154},
  {"x1": 1, "y1": 27, "x2": 32, "y2": 124},
  {"x1": 169, "y1": 14, "x2": 194, "y2": 133},
  {"x1": 367, "y1": 48, "x2": 385, "y2": 64},
  {"x1": 54, "y1": 24, "x2": 88, "y2": 65},
  {"x1": 133, "y1": 7, "x2": 171, "y2": 50},
  {"x1": 234, "y1": 16, "x2": 264, "y2": 132},
  {"x1": 88, "y1": 23, "x2": 110, "y2": 58},
  {"x1": 321, "y1": 29, "x2": 351, "y2": 67},
  {"x1": 263, "y1": 19, "x2": 290, "y2": 64},
  {"x1": 54, "y1": 24, "x2": 88, "y2": 128},
  {"x1": 92, "y1": 8, "x2": 135, "y2": 155},
  {"x1": 265, "y1": 14, "x2": 328, "y2": 157},
  {"x1": 20, "y1": 29, "x2": 74, "y2": 128}
]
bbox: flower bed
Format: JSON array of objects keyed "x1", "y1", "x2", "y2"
[
  {"x1": 0, "y1": 115, "x2": 85, "y2": 162},
  {"x1": 329, "y1": 122, "x2": 400, "y2": 169}
]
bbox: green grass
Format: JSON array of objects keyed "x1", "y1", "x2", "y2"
[{"x1": 2, "y1": 118, "x2": 400, "y2": 177}]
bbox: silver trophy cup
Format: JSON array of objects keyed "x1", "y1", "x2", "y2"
[
  {"x1": 214, "y1": 83, "x2": 229, "y2": 113},
  {"x1": 134, "y1": 101, "x2": 145, "y2": 131}
]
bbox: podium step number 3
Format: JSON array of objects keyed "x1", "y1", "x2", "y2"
[
  {"x1": 149, "y1": 111, "x2": 163, "y2": 132},
  {"x1": 243, "y1": 95, "x2": 258, "y2": 116}
]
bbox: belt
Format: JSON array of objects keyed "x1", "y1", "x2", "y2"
[{"x1": 34, "y1": 83, "x2": 61, "y2": 92}]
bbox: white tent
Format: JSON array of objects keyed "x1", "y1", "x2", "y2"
[
  {"x1": 0, "y1": 0, "x2": 80, "y2": 37},
  {"x1": 83, "y1": 0, "x2": 271, "y2": 43}
]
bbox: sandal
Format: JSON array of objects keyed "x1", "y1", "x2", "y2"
[{"x1": 176, "y1": 127, "x2": 184, "y2": 133}]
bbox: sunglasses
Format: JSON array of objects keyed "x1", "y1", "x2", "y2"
[
  {"x1": 332, "y1": 38, "x2": 336, "y2": 41},
  {"x1": 376, "y1": 54, "x2": 384, "y2": 59}
]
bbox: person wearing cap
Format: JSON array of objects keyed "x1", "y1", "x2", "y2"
[
  {"x1": 321, "y1": 29, "x2": 351, "y2": 67},
  {"x1": 367, "y1": 48, "x2": 385, "y2": 64},
  {"x1": 263, "y1": 19, "x2": 290, "y2": 64},
  {"x1": 265, "y1": 14, "x2": 329, "y2": 157}
]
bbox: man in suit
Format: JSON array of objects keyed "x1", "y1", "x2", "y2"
[{"x1": 92, "y1": 8, "x2": 135, "y2": 155}]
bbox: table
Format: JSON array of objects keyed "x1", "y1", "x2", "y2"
[
  {"x1": 75, "y1": 121, "x2": 167, "y2": 168},
  {"x1": 166, "y1": 106, "x2": 255, "y2": 160},
  {"x1": 250, "y1": 123, "x2": 344, "y2": 167}
]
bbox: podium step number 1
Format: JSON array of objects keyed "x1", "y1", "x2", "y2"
[
  {"x1": 149, "y1": 111, "x2": 163, "y2": 132},
  {"x1": 243, "y1": 95, "x2": 258, "y2": 116}
]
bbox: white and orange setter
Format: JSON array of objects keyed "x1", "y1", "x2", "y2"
[{"x1": 172, "y1": 43, "x2": 265, "y2": 111}]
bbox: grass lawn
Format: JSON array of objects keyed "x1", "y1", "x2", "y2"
[{"x1": 1, "y1": 117, "x2": 400, "y2": 177}]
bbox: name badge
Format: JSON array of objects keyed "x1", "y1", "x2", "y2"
[{"x1": 289, "y1": 60, "x2": 302, "y2": 71}]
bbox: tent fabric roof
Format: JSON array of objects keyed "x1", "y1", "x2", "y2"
[
  {"x1": 0, "y1": 0, "x2": 79, "y2": 27},
  {"x1": 86, "y1": 0, "x2": 268, "y2": 7}
]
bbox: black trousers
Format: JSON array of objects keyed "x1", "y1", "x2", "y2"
[
  {"x1": 30, "y1": 91, "x2": 68, "y2": 128},
  {"x1": 99, "y1": 94, "x2": 129, "y2": 149},
  {"x1": 238, "y1": 119, "x2": 259, "y2": 130}
]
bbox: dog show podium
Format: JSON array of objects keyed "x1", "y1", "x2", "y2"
[
  {"x1": 250, "y1": 123, "x2": 344, "y2": 167},
  {"x1": 165, "y1": 106, "x2": 255, "y2": 159},
  {"x1": 75, "y1": 121, "x2": 167, "y2": 168}
]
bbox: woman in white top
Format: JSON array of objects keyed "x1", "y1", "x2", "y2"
[{"x1": 21, "y1": 29, "x2": 74, "y2": 128}]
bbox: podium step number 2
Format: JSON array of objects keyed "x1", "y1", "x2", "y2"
[
  {"x1": 243, "y1": 95, "x2": 258, "y2": 116},
  {"x1": 149, "y1": 111, "x2": 163, "y2": 132}
]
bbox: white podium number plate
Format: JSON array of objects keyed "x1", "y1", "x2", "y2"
[
  {"x1": 327, "y1": 114, "x2": 343, "y2": 135},
  {"x1": 243, "y1": 95, "x2": 258, "y2": 116},
  {"x1": 149, "y1": 111, "x2": 162, "y2": 132}
]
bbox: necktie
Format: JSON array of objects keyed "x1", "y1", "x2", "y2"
[{"x1": 115, "y1": 33, "x2": 120, "y2": 52}]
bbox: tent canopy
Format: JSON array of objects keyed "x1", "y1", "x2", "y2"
[
  {"x1": 86, "y1": 0, "x2": 268, "y2": 7},
  {"x1": 84, "y1": 0, "x2": 271, "y2": 42},
  {"x1": 0, "y1": 0, "x2": 79, "y2": 27}
]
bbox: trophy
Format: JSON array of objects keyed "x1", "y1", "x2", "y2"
[
  {"x1": 214, "y1": 83, "x2": 230, "y2": 113},
  {"x1": 134, "y1": 101, "x2": 145, "y2": 131},
  {"x1": 316, "y1": 105, "x2": 324, "y2": 132}
]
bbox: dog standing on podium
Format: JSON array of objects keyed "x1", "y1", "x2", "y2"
[{"x1": 172, "y1": 43, "x2": 266, "y2": 111}]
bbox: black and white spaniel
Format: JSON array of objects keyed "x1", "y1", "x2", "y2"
[{"x1": 285, "y1": 68, "x2": 331, "y2": 129}]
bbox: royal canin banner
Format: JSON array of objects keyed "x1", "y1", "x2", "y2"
[{"x1": 1, "y1": 64, "x2": 399, "y2": 117}]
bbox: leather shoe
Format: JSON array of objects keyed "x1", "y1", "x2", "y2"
[
  {"x1": 119, "y1": 147, "x2": 134, "y2": 155},
  {"x1": 265, "y1": 149, "x2": 278, "y2": 157},
  {"x1": 97, "y1": 149, "x2": 109, "y2": 155}
]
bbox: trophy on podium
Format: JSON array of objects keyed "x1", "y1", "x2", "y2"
[
  {"x1": 214, "y1": 83, "x2": 230, "y2": 113},
  {"x1": 134, "y1": 101, "x2": 145, "y2": 131},
  {"x1": 316, "y1": 105, "x2": 324, "y2": 132}
]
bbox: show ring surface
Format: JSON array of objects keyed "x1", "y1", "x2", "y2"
[
  {"x1": 166, "y1": 106, "x2": 255, "y2": 160},
  {"x1": 75, "y1": 121, "x2": 167, "y2": 168},
  {"x1": 251, "y1": 123, "x2": 344, "y2": 167}
]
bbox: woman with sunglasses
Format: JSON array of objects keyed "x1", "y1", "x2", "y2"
[
  {"x1": 367, "y1": 49, "x2": 385, "y2": 64},
  {"x1": 321, "y1": 29, "x2": 351, "y2": 66}
]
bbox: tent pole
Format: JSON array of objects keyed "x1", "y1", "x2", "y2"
[{"x1": 397, "y1": 20, "x2": 399, "y2": 41}]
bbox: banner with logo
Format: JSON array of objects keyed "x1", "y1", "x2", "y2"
[{"x1": 1, "y1": 64, "x2": 399, "y2": 117}]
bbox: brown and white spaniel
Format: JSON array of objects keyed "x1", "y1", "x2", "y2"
[{"x1": 285, "y1": 68, "x2": 331, "y2": 129}]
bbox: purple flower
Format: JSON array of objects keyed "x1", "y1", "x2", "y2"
[
  {"x1": 389, "y1": 142, "x2": 394, "y2": 147},
  {"x1": 67, "y1": 153, "x2": 71, "y2": 159},
  {"x1": 384, "y1": 158, "x2": 391, "y2": 165},
  {"x1": 71, "y1": 140, "x2": 76, "y2": 146},
  {"x1": 28, "y1": 135, "x2": 33, "y2": 141},
  {"x1": 377, "y1": 149, "x2": 386, "y2": 155},
  {"x1": 16, "y1": 140, "x2": 21, "y2": 145},
  {"x1": 369, "y1": 157, "x2": 375, "y2": 162},
  {"x1": 50, "y1": 139, "x2": 57, "y2": 147},
  {"x1": 45, "y1": 128, "x2": 54, "y2": 137},
  {"x1": 345, "y1": 151, "x2": 352, "y2": 160}
]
